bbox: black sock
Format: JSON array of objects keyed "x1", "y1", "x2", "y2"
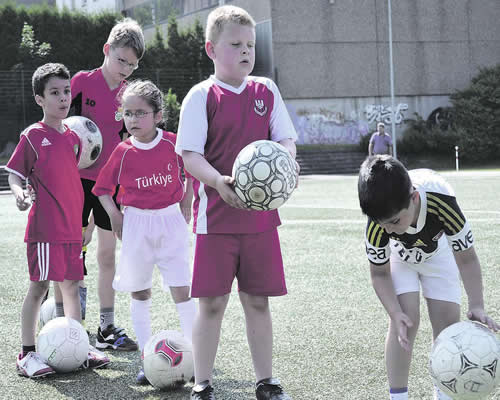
[{"x1": 22, "y1": 345, "x2": 36, "y2": 358}]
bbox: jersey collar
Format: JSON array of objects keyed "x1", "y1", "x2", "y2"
[
  {"x1": 210, "y1": 75, "x2": 248, "y2": 94},
  {"x1": 130, "y1": 128, "x2": 162, "y2": 150}
]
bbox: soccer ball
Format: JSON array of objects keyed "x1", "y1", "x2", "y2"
[
  {"x1": 429, "y1": 321, "x2": 500, "y2": 399},
  {"x1": 232, "y1": 140, "x2": 298, "y2": 210},
  {"x1": 143, "y1": 330, "x2": 194, "y2": 389},
  {"x1": 63, "y1": 116, "x2": 103, "y2": 169},
  {"x1": 37, "y1": 317, "x2": 89, "y2": 373},
  {"x1": 39, "y1": 296, "x2": 56, "y2": 329}
]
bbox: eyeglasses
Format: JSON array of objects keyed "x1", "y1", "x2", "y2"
[
  {"x1": 123, "y1": 110, "x2": 155, "y2": 119},
  {"x1": 112, "y1": 49, "x2": 139, "y2": 71}
]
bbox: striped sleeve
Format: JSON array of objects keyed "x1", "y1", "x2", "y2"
[
  {"x1": 427, "y1": 192, "x2": 473, "y2": 252},
  {"x1": 364, "y1": 219, "x2": 390, "y2": 265}
]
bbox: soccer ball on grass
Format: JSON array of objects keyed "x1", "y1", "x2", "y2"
[
  {"x1": 37, "y1": 317, "x2": 89, "y2": 373},
  {"x1": 232, "y1": 140, "x2": 298, "y2": 210},
  {"x1": 143, "y1": 330, "x2": 194, "y2": 389},
  {"x1": 429, "y1": 321, "x2": 500, "y2": 399}
]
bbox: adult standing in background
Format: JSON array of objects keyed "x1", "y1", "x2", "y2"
[{"x1": 369, "y1": 122, "x2": 393, "y2": 156}]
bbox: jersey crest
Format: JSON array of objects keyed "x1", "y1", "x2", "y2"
[{"x1": 254, "y1": 99, "x2": 268, "y2": 116}]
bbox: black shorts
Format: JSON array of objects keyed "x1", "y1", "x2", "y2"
[{"x1": 81, "y1": 178, "x2": 119, "y2": 231}]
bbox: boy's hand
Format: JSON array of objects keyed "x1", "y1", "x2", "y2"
[
  {"x1": 391, "y1": 311, "x2": 413, "y2": 351},
  {"x1": 180, "y1": 198, "x2": 192, "y2": 224},
  {"x1": 215, "y1": 175, "x2": 247, "y2": 209},
  {"x1": 15, "y1": 191, "x2": 32, "y2": 211},
  {"x1": 82, "y1": 225, "x2": 94, "y2": 247},
  {"x1": 293, "y1": 160, "x2": 300, "y2": 188},
  {"x1": 467, "y1": 308, "x2": 500, "y2": 332},
  {"x1": 109, "y1": 210, "x2": 124, "y2": 240},
  {"x1": 26, "y1": 184, "x2": 36, "y2": 203}
]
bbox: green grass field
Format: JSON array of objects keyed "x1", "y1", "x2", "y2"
[{"x1": 0, "y1": 171, "x2": 499, "y2": 400}]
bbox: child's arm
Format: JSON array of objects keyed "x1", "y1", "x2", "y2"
[
  {"x1": 370, "y1": 262, "x2": 414, "y2": 351},
  {"x1": 82, "y1": 213, "x2": 95, "y2": 246},
  {"x1": 8, "y1": 173, "x2": 31, "y2": 211},
  {"x1": 97, "y1": 195, "x2": 124, "y2": 240},
  {"x1": 180, "y1": 176, "x2": 194, "y2": 223},
  {"x1": 182, "y1": 150, "x2": 246, "y2": 209},
  {"x1": 455, "y1": 247, "x2": 499, "y2": 331}
]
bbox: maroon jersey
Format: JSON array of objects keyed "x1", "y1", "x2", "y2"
[
  {"x1": 6, "y1": 122, "x2": 84, "y2": 243},
  {"x1": 71, "y1": 68, "x2": 127, "y2": 181}
]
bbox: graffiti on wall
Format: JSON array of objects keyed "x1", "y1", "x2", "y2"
[{"x1": 290, "y1": 103, "x2": 409, "y2": 145}]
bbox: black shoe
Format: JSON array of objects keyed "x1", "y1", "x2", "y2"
[
  {"x1": 136, "y1": 368, "x2": 150, "y2": 385},
  {"x1": 191, "y1": 380, "x2": 215, "y2": 400},
  {"x1": 256, "y1": 378, "x2": 291, "y2": 400},
  {"x1": 95, "y1": 324, "x2": 138, "y2": 351}
]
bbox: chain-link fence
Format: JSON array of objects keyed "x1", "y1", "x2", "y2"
[{"x1": 0, "y1": 67, "x2": 212, "y2": 153}]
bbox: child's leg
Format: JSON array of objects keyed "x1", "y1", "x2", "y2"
[
  {"x1": 386, "y1": 292, "x2": 420, "y2": 391},
  {"x1": 21, "y1": 280, "x2": 50, "y2": 347},
  {"x1": 130, "y1": 289, "x2": 152, "y2": 351},
  {"x1": 170, "y1": 286, "x2": 196, "y2": 342},
  {"x1": 58, "y1": 279, "x2": 82, "y2": 322},
  {"x1": 96, "y1": 227, "x2": 117, "y2": 328},
  {"x1": 192, "y1": 294, "x2": 230, "y2": 385},
  {"x1": 239, "y1": 291, "x2": 272, "y2": 382},
  {"x1": 426, "y1": 298, "x2": 460, "y2": 340},
  {"x1": 54, "y1": 282, "x2": 65, "y2": 317}
]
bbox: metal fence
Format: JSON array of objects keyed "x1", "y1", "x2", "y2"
[{"x1": 0, "y1": 68, "x2": 212, "y2": 152}]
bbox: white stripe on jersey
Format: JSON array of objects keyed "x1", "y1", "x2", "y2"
[
  {"x1": 37, "y1": 243, "x2": 50, "y2": 281},
  {"x1": 45, "y1": 243, "x2": 49, "y2": 281},
  {"x1": 196, "y1": 182, "x2": 208, "y2": 234}
]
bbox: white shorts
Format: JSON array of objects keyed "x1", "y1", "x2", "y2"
[
  {"x1": 113, "y1": 204, "x2": 191, "y2": 292},
  {"x1": 390, "y1": 244, "x2": 461, "y2": 305}
]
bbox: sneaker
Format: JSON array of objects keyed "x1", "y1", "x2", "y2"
[
  {"x1": 81, "y1": 345, "x2": 111, "y2": 369},
  {"x1": 136, "y1": 368, "x2": 150, "y2": 385},
  {"x1": 96, "y1": 324, "x2": 138, "y2": 351},
  {"x1": 191, "y1": 380, "x2": 216, "y2": 400},
  {"x1": 16, "y1": 352, "x2": 55, "y2": 378},
  {"x1": 255, "y1": 378, "x2": 291, "y2": 400}
]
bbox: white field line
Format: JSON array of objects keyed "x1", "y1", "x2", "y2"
[
  {"x1": 284, "y1": 204, "x2": 500, "y2": 214},
  {"x1": 282, "y1": 218, "x2": 500, "y2": 225}
]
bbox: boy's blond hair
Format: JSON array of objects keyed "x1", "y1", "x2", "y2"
[
  {"x1": 206, "y1": 5, "x2": 256, "y2": 43},
  {"x1": 107, "y1": 18, "x2": 145, "y2": 59}
]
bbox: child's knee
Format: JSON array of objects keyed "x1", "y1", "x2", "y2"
[
  {"x1": 132, "y1": 289, "x2": 151, "y2": 301},
  {"x1": 241, "y1": 293, "x2": 269, "y2": 313},
  {"x1": 200, "y1": 296, "x2": 228, "y2": 316}
]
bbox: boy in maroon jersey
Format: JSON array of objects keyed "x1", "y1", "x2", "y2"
[
  {"x1": 176, "y1": 6, "x2": 298, "y2": 400},
  {"x1": 6, "y1": 63, "x2": 109, "y2": 378},
  {"x1": 69, "y1": 18, "x2": 145, "y2": 351}
]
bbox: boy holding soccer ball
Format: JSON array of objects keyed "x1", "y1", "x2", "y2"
[
  {"x1": 358, "y1": 155, "x2": 499, "y2": 400},
  {"x1": 6, "y1": 63, "x2": 109, "y2": 378},
  {"x1": 176, "y1": 5, "x2": 297, "y2": 400}
]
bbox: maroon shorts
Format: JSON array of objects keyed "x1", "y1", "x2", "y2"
[
  {"x1": 27, "y1": 242, "x2": 84, "y2": 282},
  {"x1": 191, "y1": 228, "x2": 287, "y2": 298}
]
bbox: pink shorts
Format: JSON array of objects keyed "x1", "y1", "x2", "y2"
[
  {"x1": 191, "y1": 228, "x2": 287, "y2": 298},
  {"x1": 27, "y1": 242, "x2": 84, "y2": 282}
]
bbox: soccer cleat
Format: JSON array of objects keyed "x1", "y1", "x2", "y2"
[
  {"x1": 191, "y1": 380, "x2": 216, "y2": 400},
  {"x1": 81, "y1": 345, "x2": 111, "y2": 369},
  {"x1": 136, "y1": 368, "x2": 150, "y2": 385},
  {"x1": 16, "y1": 352, "x2": 55, "y2": 378},
  {"x1": 96, "y1": 324, "x2": 138, "y2": 351},
  {"x1": 255, "y1": 378, "x2": 291, "y2": 400}
]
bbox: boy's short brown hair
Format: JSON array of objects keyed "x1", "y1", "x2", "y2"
[
  {"x1": 32, "y1": 63, "x2": 70, "y2": 97},
  {"x1": 107, "y1": 18, "x2": 145, "y2": 59},
  {"x1": 206, "y1": 5, "x2": 256, "y2": 43}
]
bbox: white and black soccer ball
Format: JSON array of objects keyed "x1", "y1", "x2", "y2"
[
  {"x1": 429, "y1": 321, "x2": 500, "y2": 400},
  {"x1": 39, "y1": 296, "x2": 56, "y2": 329},
  {"x1": 63, "y1": 116, "x2": 103, "y2": 169},
  {"x1": 37, "y1": 317, "x2": 89, "y2": 373},
  {"x1": 232, "y1": 140, "x2": 298, "y2": 210},
  {"x1": 143, "y1": 330, "x2": 194, "y2": 389}
]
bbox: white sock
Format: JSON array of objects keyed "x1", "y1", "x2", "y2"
[
  {"x1": 389, "y1": 388, "x2": 408, "y2": 400},
  {"x1": 434, "y1": 384, "x2": 452, "y2": 400},
  {"x1": 130, "y1": 298, "x2": 152, "y2": 351},
  {"x1": 175, "y1": 299, "x2": 196, "y2": 342}
]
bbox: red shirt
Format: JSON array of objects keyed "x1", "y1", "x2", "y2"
[
  {"x1": 71, "y1": 68, "x2": 127, "y2": 181},
  {"x1": 6, "y1": 122, "x2": 84, "y2": 243},
  {"x1": 92, "y1": 130, "x2": 185, "y2": 209}
]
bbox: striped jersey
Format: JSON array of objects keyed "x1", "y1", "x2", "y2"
[
  {"x1": 175, "y1": 75, "x2": 297, "y2": 234},
  {"x1": 364, "y1": 169, "x2": 473, "y2": 266},
  {"x1": 6, "y1": 122, "x2": 84, "y2": 243},
  {"x1": 71, "y1": 68, "x2": 127, "y2": 181},
  {"x1": 92, "y1": 129, "x2": 186, "y2": 209}
]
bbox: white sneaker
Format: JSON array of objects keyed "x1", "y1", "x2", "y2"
[
  {"x1": 16, "y1": 352, "x2": 55, "y2": 378},
  {"x1": 81, "y1": 345, "x2": 110, "y2": 369}
]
